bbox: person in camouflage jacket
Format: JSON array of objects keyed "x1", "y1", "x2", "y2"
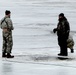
[
  {"x1": 53, "y1": 13, "x2": 70, "y2": 56},
  {"x1": 0, "y1": 10, "x2": 14, "y2": 58}
]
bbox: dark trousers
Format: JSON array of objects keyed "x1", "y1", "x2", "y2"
[{"x1": 58, "y1": 36, "x2": 68, "y2": 55}]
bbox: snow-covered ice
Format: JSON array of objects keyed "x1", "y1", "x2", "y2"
[{"x1": 0, "y1": 0, "x2": 76, "y2": 75}]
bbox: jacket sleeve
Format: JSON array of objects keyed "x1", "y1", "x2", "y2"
[
  {"x1": 65, "y1": 21, "x2": 70, "y2": 34},
  {"x1": 6, "y1": 18, "x2": 14, "y2": 30},
  {"x1": 0, "y1": 18, "x2": 8, "y2": 29},
  {"x1": 65, "y1": 21, "x2": 70, "y2": 39}
]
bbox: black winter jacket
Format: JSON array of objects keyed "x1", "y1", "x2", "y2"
[{"x1": 57, "y1": 17, "x2": 70, "y2": 39}]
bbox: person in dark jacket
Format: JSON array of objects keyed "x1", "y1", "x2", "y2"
[{"x1": 53, "y1": 13, "x2": 70, "y2": 56}]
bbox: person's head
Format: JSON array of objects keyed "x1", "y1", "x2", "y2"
[
  {"x1": 59, "y1": 13, "x2": 64, "y2": 19},
  {"x1": 58, "y1": 13, "x2": 65, "y2": 21},
  {"x1": 5, "y1": 10, "x2": 11, "y2": 18}
]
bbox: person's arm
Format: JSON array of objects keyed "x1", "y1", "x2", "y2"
[
  {"x1": 65, "y1": 21, "x2": 70, "y2": 34},
  {"x1": 6, "y1": 18, "x2": 14, "y2": 30},
  {"x1": 53, "y1": 28, "x2": 57, "y2": 33},
  {"x1": 65, "y1": 21, "x2": 70, "y2": 39}
]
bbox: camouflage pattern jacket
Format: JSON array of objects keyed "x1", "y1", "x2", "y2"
[{"x1": 0, "y1": 16, "x2": 14, "y2": 31}]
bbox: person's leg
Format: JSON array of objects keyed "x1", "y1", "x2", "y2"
[
  {"x1": 71, "y1": 49, "x2": 74, "y2": 53},
  {"x1": 58, "y1": 37, "x2": 68, "y2": 56},
  {"x1": 58, "y1": 45, "x2": 67, "y2": 56},
  {"x1": 2, "y1": 35, "x2": 7, "y2": 57},
  {"x1": 58, "y1": 46, "x2": 63, "y2": 55},
  {"x1": 58, "y1": 37, "x2": 62, "y2": 54},
  {"x1": 70, "y1": 47, "x2": 74, "y2": 53},
  {"x1": 6, "y1": 32, "x2": 14, "y2": 58},
  {"x1": 70, "y1": 44, "x2": 74, "y2": 53},
  {"x1": 61, "y1": 37, "x2": 68, "y2": 56},
  {"x1": 58, "y1": 37, "x2": 65, "y2": 55},
  {"x1": 62, "y1": 45, "x2": 68, "y2": 56}
]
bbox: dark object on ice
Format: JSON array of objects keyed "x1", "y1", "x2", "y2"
[
  {"x1": 57, "y1": 55, "x2": 74, "y2": 60},
  {"x1": 2, "y1": 52, "x2": 7, "y2": 57},
  {"x1": 58, "y1": 53, "x2": 67, "y2": 56},
  {"x1": 71, "y1": 49, "x2": 74, "y2": 53},
  {"x1": 7, "y1": 53, "x2": 14, "y2": 58},
  {"x1": 53, "y1": 13, "x2": 70, "y2": 56},
  {"x1": 2, "y1": 52, "x2": 14, "y2": 58},
  {"x1": 57, "y1": 55, "x2": 69, "y2": 60},
  {"x1": 57, "y1": 57, "x2": 68, "y2": 60}
]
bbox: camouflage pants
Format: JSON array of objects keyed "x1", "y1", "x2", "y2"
[{"x1": 2, "y1": 31, "x2": 13, "y2": 54}]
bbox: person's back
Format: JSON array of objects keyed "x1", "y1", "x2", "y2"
[{"x1": 0, "y1": 16, "x2": 14, "y2": 31}]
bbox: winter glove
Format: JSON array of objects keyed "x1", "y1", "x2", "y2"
[{"x1": 53, "y1": 28, "x2": 57, "y2": 33}]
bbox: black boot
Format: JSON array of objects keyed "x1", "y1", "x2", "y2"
[
  {"x1": 71, "y1": 49, "x2": 74, "y2": 53},
  {"x1": 58, "y1": 53, "x2": 62, "y2": 56},
  {"x1": 2, "y1": 52, "x2": 7, "y2": 57},
  {"x1": 7, "y1": 53, "x2": 14, "y2": 58},
  {"x1": 58, "y1": 53, "x2": 67, "y2": 56}
]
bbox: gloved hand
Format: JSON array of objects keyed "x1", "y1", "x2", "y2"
[{"x1": 53, "y1": 28, "x2": 57, "y2": 33}]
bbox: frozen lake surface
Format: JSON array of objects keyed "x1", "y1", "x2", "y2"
[{"x1": 0, "y1": 0, "x2": 76, "y2": 75}]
